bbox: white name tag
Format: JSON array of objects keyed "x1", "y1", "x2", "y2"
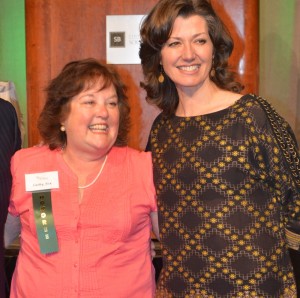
[{"x1": 25, "y1": 171, "x2": 59, "y2": 192}]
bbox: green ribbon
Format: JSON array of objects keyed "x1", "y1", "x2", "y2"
[{"x1": 32, "y1": 191, "x2": 59, "y2": 254}]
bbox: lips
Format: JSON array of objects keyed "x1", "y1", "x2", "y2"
[{"x1": 88, "y1": 124, "x2": 108, "y2": 132}]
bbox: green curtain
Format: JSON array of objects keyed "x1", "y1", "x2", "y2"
[{"x1": 259, "y1": 0, "x2": 300, "y2": 144}]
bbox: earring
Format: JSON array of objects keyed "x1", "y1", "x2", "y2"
[
  {"x1": 158, "y1": 73, "x2": 165, "y2": 83},
  {"x1": 60, "y1": 125, "x2": 66, "y2": 132},
  {"x1": 158, "y1": 66, "x2": 165, "y2": 83},
  {"x1": 210, "y1": 55, "x2": 216, "y2": 77}
]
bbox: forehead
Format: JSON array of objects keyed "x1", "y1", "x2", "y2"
[
  {"x1": 82, "y1": 76, "x2": 113, "y2": 92},
  {"x1": 70, "y1": 80, "x2": 117, "y2": 103},
  {"x1": 171, "y1": 15, "x2": 208, "y2": 34}
]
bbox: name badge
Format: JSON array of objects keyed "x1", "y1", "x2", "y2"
[{"x1": 25, "y1": 171, "x2": 59, "y2": 191}]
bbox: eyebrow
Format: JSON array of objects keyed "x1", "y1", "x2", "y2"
[
  {"x1": 79, "y1": 92, "x2": 117, "y2": 98},
  {"x1": 169, "y1": 32, "x2": 207, "y2": 39},
  {"x1": 106, "y1": 94, "x2": 118, "y2": 100}
]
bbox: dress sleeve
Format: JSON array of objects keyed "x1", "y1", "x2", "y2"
[
  {"x1": 139, "y1": 151, "x2": 157, "y2": 212},
  {"x1": 279, "y1": 124, "x2": 300, "y2": 221},
  {"x1": 145, "y1": 112, "x2": 163, "y2": 152},
  {"x1": 249, "y1": 99, "x2": 300, "y2": 223}
]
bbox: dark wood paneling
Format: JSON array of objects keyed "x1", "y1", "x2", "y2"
[
  {"x1": 213, "y1": 0, "x2": 259, "y2": 93},
  {"x1": 26, "y1": 0, "x2": 258, "y2": 149}
]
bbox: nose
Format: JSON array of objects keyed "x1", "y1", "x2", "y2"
[
  {"x1": 95, "y1": 103, "x2": 109, "y2": 119},
  {"x1": 182, "y1": 43, "x2": 195, "y2": 61}
]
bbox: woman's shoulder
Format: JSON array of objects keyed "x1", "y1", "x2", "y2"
[
  {"x1": 13, "y1": 145, "x2": 57, "y2": 163},
  {"x1": 149, "y1": 112, "x2": 169, "y2": 129},
  {"x1": 235, "y1": 93, "x2": 270, "y2": 115},
  {"x1": 236, "y1": 94, "x2": 294, "y2": 133},
  {"x1": 112, "y1": 146, "x2": 152, "y2": 161},
  {"x1": 236, "y1": 93, "x2": 270, "y2": 107},
  {"x1": 109, "y1": 147, "x2": 152, "y2": 174},
  {"x1": 11, "y1": 146, "x2": 61, "y2": 176}
]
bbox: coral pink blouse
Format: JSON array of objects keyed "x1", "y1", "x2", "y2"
[{"x1": 9, "y1": 146, "x2": 157, "y2": 297}]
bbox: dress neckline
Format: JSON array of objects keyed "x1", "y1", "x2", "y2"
[{"x1": 173, "y1": 94, "x2": 251, "y2": 119}]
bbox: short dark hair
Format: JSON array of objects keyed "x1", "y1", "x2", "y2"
[
  {"x1": 38, "y1": 58, "x2": 130, "y2": 149},
  {"x1": 139, "y1": 0, "x2": 243, "y2": 116}
]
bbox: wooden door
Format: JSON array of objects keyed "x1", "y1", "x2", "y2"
[{"x1": 26, "y1": 0, "x2": 258, "y2": 149}]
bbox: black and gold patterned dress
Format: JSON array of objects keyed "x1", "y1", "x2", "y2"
[{"x1": 148, "y1": 94, "x2": 300, "y2": 298}]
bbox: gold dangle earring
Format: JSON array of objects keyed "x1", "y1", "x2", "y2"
[
  {"x1": 158, "y1": 65, "x2": 165, "y2": 83},
  {"x1": 210, "y1": 55, "x2": 216, "y2": 78}
]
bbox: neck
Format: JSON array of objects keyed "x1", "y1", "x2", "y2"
[
  {"x1": 63, "y1": 147, "x2": 107, "y2": 167},
  {"x1": 176, "y1": 82, "x2": 220, "y2": 117},
  {"x1": 78, "y1": 155, "x2": 108, "y2": 189},
  {"x1": 62, "y1": 147, "x2": 108, "y2": 184}
]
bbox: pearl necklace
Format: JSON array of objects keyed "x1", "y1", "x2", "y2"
[{"x1": 78, "y1": 155, "x2": 108, "y2": 189}]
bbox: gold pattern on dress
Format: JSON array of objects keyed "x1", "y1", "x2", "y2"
[{"x1": 152, "y1": 95, "x2": 300, "y2": 297}]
